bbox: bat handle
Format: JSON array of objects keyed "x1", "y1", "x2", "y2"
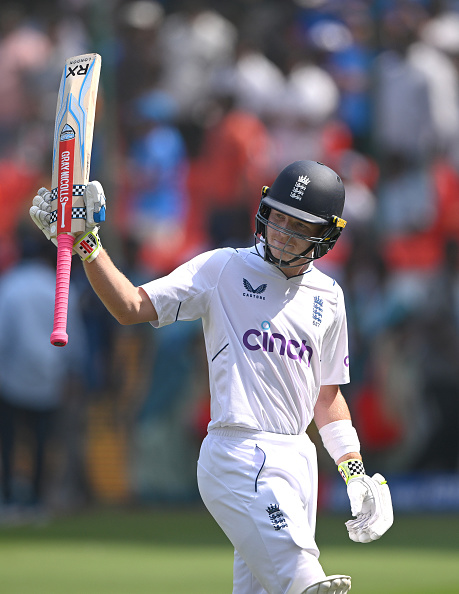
[{"x1": 50, "y1": 233, "x2": 74, "y2": 347}]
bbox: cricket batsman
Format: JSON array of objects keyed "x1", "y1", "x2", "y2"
[{"x1": 31, "y1": 159, "x2": 393, "y2": 593}]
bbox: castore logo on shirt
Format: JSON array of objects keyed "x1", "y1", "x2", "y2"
[
  {"x1": 242, "y1": 321, "x2": 313, "y2": 365},
  {"x1": 242, "y1": 278, "x2": 267, "y2": 300}
]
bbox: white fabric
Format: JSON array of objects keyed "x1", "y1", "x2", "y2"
[
  {"x1": 197, "y1": 428, "x2": 326, "y2": 594},
  {"x1": 303, "y1": 575, "x2": 351, "y2": 594},
  {"x1": 141, "y1": 246, "x2": 350, "y2": 435},
  {"x1": 318, "y1": 420, "x2": 360, "y2": 463},
  {"x1": 345, "y1": 473, "x2": 394, "y2": 543}
]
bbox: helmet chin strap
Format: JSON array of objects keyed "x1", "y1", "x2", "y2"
[
  {"x1": 269, "y1": 245, "x2": 315, "y2": 269},
  {"x1": 256, "y1": 235, "x2": 315, "y2": 269}
]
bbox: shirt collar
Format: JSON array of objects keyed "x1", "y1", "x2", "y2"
[{"x1": 250, "y1": 243, "x2": 315, "y2": 283}]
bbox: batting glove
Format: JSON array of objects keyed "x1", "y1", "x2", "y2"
[
  {"x1": 82, "y1": 180, "x2": 106, "y2": 227},
  {"x1": 338, "y1": 459, "x2": 394, "y2": 543},
  {"x1": 30, "y1": 187, "x2": 58, "y2": 246},
  {"x1": 30, "y1": 181, "x2": 106, "y2": 261}
]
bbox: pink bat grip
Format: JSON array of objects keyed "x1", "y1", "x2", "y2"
[{"x1": 50, "y1": 233, "x2": 74, "y2": 347}]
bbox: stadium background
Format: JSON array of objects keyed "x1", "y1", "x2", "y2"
[{"x1": 0, "y1": 0, "x2": 459, "y2": 592}]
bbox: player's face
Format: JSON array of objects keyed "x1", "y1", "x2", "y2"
[{"x1": 266, "y1": 210, "x2": 324, "y2": 275}]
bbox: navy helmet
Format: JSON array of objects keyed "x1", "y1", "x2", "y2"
[{"x1": 255, "y1": 160, "x2": 346, "y2": 267}]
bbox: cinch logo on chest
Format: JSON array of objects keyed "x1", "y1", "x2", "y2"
[{"x1": 242, "y1": 321, "x2": 313, "y2": 365}]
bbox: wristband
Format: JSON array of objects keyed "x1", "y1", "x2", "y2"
[
  {"x1": 338, "y1": 459, "x2": 365, "y2": 485},
  {"x1": 74, "y1": 227, "x2": 102, "y2": 262},
  {"x1": 318, "y1": 420, "x2": 360, "y2": 464}
]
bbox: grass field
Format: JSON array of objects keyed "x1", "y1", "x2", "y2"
[{"x1": 0, "y1": 507, "x2": 458, "y2": 593}]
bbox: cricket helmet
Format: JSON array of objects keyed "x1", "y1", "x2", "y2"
[{"x1": 255, "y1": 160, "x2": 346, "y2": 267}]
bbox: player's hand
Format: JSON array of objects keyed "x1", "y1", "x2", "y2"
[
  {"x1": 30, "y1": 181, "x2": 106, "y2": 234},
  {"x1": 72, "y1": 181, "x2": 105, "y2": 262},
  {"x1": 84, "y1": 181, "x2": 106, "y2": 229},
  {"x1": 30, "y1": 187, "x2": 57, "y2": 245},
  {"x1": 338, "y1": 459, "x2": 393, "y2": 543},
  {"x1": 30, "y1": 181, "x2": 106, "y2": 261}
]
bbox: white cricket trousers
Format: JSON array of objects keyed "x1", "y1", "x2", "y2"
[{"x1": 197, "y1": 428, "x2": 327, "y2": 594}]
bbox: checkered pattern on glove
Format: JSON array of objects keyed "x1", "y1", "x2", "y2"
[{"x1": 338, "y1": 459, "x2": 365, "y2": 485}]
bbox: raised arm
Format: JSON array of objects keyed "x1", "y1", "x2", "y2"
[
  {"x1": 30, "y1": 181, "x2": 157, "y2": 326},
  {"x1": 83, "y1": 248, "x2": 157, "y2": 325}
]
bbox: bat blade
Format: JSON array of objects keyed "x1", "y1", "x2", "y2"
[{"x1": 50, "y1": 53, "x2": 101, "y2": 347}]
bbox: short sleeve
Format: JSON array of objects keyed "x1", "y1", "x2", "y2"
[
  {"x1": 141, "y1": 248, "x2": 233, "y2": 328},
  {"x1": 320, "y1": 284, "x2": 350, "y2": 385}
]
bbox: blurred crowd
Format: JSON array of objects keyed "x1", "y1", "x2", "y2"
[{"x1": 1, "y1": 0, "x2": 459, "y2": 517}]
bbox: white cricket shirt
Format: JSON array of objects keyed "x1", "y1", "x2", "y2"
[{"x1": 141, "y1": 246, "x2": 350, "y2": 435}]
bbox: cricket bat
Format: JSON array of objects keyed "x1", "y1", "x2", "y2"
[{"x1": 49, "y1": 53, "x2": 101, "y2": 347}]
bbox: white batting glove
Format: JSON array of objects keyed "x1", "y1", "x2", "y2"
[
  {"x1": 29, "y1": 181, "x2": 106, "y2": 261},
  {"x1": 30, "y1": 187, "x2": 57, "y2": 245},
  {"x1": 338, "y1": 459, "x2": 394, "y2": 543},
  {"x1": 82, "y1": 180, "x2": 106, "y2": 227}
]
